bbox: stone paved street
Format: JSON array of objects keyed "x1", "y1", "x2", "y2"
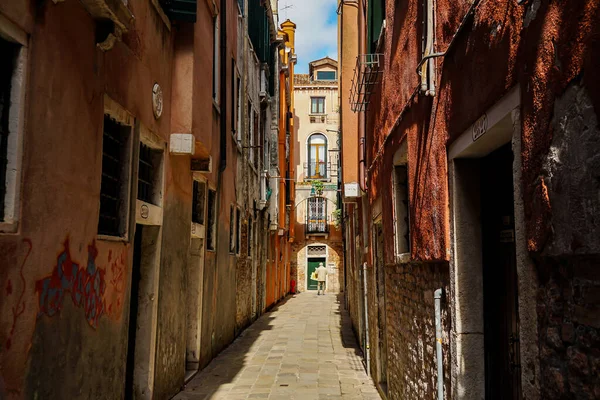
[{"x1": 174, "y1": 293, "x2": 381, "y2": 400}]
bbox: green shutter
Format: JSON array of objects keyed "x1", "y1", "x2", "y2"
[
  {"x1": 368, "y1": 0, "x2": 385, "y2": 53},
  {"x1": 161, "y1": 0, "x2": 197, "y2": 23}
]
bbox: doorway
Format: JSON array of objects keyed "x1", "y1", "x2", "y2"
[
  {"x1": 481, "y1": 144, "x2": 521, "y2": 399},
  {"x1": 307, "y1": 257, "x2": 325, "y2": 291},
  {"x1": 185, "y1": 237, "x2": 205, "y2": 380},
  {"x1": 124, "y1": 224, "x2": 162, "y2": 400}
]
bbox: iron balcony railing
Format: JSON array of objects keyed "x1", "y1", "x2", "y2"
[{"x1": 306, "y1": 216, "x2": 329, "y2": 234}]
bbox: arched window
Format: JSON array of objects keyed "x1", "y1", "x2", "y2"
[{"x1": 308, "y1": 133, "x2": 327, "y2": 179}]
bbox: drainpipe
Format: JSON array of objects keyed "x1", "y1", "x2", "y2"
[
  {"x1": 363, "y1": 262, "x2": 370, "y2": 376},
  {"x1": 421, "y1": 0, "x2": 435, "y2": 96},
  {"x1": 434, "y1": 288, "x2": 444, "y2": 400},
  {"x1": 358, "y1": 0, "x2": 367, "y2": 192},
  {"x1": 219, "y1": 0, "x2": 227, "y2": 172}
]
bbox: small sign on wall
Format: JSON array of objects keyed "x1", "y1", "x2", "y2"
[{"x1": 344, "y1": 182, "x2": 360, "y2": 198}]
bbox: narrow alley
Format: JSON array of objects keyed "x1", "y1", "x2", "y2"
[{"x1": 174, "y1": 294, "x2": 380, "y2": 400}]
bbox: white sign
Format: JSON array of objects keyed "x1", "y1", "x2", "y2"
[
  {"x1": 344, "y1": 182, "x2": 360, "y2": 198},
  {"x1": 170, "y1": 133, "x2": 195, "y2": 155}
]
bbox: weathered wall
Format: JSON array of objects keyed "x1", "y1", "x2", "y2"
[
  {"x1": 0, "y1": 0, "x2": 177, "y2": 397},
  {"x1": 348, "y1": 0, "x2": 600, "y2": 397},
  {"x1": 384, "y1": 263, "x2": 451, "y2": 399}
]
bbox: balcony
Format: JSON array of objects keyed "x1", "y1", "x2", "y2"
[
  {"x1": 306, "y1": 216, "x2": 329, "y2": 235},
  {"x1": 309, "y1": 114, "x2": 339, "y2": 124},
  {"x1": 350, "y1": 53, "x2": 383, "y2": 112},
  {"x1": 305, "y1": 196, "x2": 329, "y2": 235},
  {"x1": 304, "y1": 161, "x2": 339, "y2": 181}
]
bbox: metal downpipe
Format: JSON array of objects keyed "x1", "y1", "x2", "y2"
[
  {"x1": 434, "y1": 288, "x2": 444, "y2": 400},
  {"x1": 363, "y1": 262, "x2": 370, "y2": 376}
]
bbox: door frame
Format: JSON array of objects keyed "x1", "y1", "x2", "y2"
[
  {"x1": 448, "y1": 86, "x2": 538, "y2": 399},
  {"x1": 305, "y1": 243, "x2": 328, "y2": 291}
]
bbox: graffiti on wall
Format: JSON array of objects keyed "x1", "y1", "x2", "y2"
[
  {"x1": 5, "y1": 239, "x2": 33, "y2": 350},
  {"x1": 35, "y1": 238, "x2": 107, "y2": 328},
  {"x1": 106, "y1": 249, "x2": 127, "y2": 320}
]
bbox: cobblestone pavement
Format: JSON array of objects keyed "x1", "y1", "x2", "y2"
[{"x1": 173, "y1": 292, "x2": 381, "y2": 400}]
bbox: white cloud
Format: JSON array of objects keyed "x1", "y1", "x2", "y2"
[{"x1": 279, "y1": 0, "x2": 338, "y2": 73}]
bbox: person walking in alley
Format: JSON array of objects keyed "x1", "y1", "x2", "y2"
[{"x1": 316, "y1": 262, "x2": 328, "y2": 295}]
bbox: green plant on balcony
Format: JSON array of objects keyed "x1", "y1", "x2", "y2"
[
  {"x1": 332, "y1": 209, "x2": 342, "y2": 228},
  {"x1": 310, "y1": 180, "x2": 324, "y2": 196}
]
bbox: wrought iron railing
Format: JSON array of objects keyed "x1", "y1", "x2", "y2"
[{"x1": 306, "y1": 216, "x2": 329, "y2": 234}]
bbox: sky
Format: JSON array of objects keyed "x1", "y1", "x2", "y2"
[{"x1": 279, "y1": 0, "x2": 338, "y2": 74}]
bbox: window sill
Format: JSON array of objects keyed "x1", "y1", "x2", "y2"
[
  {"x1": 396, "y1": 252, "x2": 411, "y2": 264},
  {"x1": 98, "y1": 234, "x2": 129, "y2": 243},
  {"x1": 0, "y1": 221, "x2": 19, "y2": 234}
]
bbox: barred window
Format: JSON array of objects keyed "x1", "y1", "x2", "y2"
[
  {"x1": 192, "y1": 180, "x2": 206, "y2": 224},
  {"x1": 98, "y1": 116, "x2": 132, "y2": 237},
  {"x1": 207, "y1": 189, "x2": 217, "y2": 250},
  {"x1": 235, "y1": 208, "x2": 241, "y2": 255},
  {"x1": 138, "y1": 143, "x2": 162, "y2": 205},
  {"x1": 0, "y1": 37, "x2": 21, "y2": 225},
  {"x1": 392, "y1": 165, "x2": 410, "y2": 255}
]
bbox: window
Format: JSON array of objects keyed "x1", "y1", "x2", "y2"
[
  {"x1": 212, "y1": 15, "x2": 220, "y2": 104},
  {"x1": 0, "y1": 34, "x2": 26, "y2": 230},
  {"x1": 248, "y1": 218, "x2": 253, "y2": 258},
  {"x1": 310, "y1": 97, "x2": 325, "y2": 114},
  {"x1": 231, "y1": 59, "x2": 236, "y2": 133},
  {"x1": 192, "y1": 180, "x2": 206, "y2": 224},
  {"x1": 316, "y1": 71, "x2": 336, "y2": 80},
  {"x1": 235, "y1": 208, "x2": 241, "y2": 255},
  {"x1": 207, "y1": 189, "x2": 217, "y2": 250},
  {"x1": 253, "y1": 108, "x2": 259, "y2": 167},
  {"x1": 137, "y1": 143, "x2": 163, "y2": 205},
  {"x1": 249, "y1": 106, "x2": 254, "y2": 164},
  {"x1": 392, "y1": 165, "x2": 410, "y2": 255},
  {"x1": 368, "y1": 0, "x2": 386, "y2": 53},
  {"x1": 237, "y1": 0, "x2": 244, "y2": 14},
  {"x1": 99, "y1": 115, "x2": 133, "y2": 237},
  {"x1": 236, "y1": 76, "x2": 242, "y2": 142},
  {"x1": 229, "y1": 205, "x2": 235, "y2": 253},
  {"x1": 307, "y1": 197, "x2": 327, "y2": 233},
  {"x1": 307, "y1": 133, "x2": 327, "y2": 179}
]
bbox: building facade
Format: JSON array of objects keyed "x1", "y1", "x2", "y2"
[
  {"x1": 339, "y1": 0, "x2": 600, "y2": 399},
  {"x1": 291, "y1": 58, "x2": 343, "y2": 294},
  {"x1": 0, "y1": 0, "x2": 294, "y2": 398}
]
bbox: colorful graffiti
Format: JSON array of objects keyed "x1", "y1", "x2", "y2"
[
  {"x1": 5, "y1": 239, "x2": 32, "y2": 350},
  {"x1": 35, "y1": 238, "x2": 107, "y2": 328},
  {"x1": 106, "y1": 249, "x2": 127, "y2": 320}
]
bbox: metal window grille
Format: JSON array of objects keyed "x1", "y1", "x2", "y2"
[
  {"x1": 307, "y1": 245, "x2": 326, "y2": 256},
  {"x1": 138, "y1": 143, "x2": 158, "y2": 205},
  {"x1": 99, "y1": 116, "x2": 128, "y2": 236},
  {"x1": 306, "y1": 197, "x2": 328, "y2": 234},
  {"x1": 0, "y1": 39, "x2": 18, "y2": 222},
  {"x1": 207, "y1": 189, "x2": 216, "y2": 250},
  {"x1": 192, "y1": 180, "x2": 206, "y2": 224}
]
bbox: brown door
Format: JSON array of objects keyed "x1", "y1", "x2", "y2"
[{"x1": 481, "y1": 144, "x2": 522, "y2": 399}]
